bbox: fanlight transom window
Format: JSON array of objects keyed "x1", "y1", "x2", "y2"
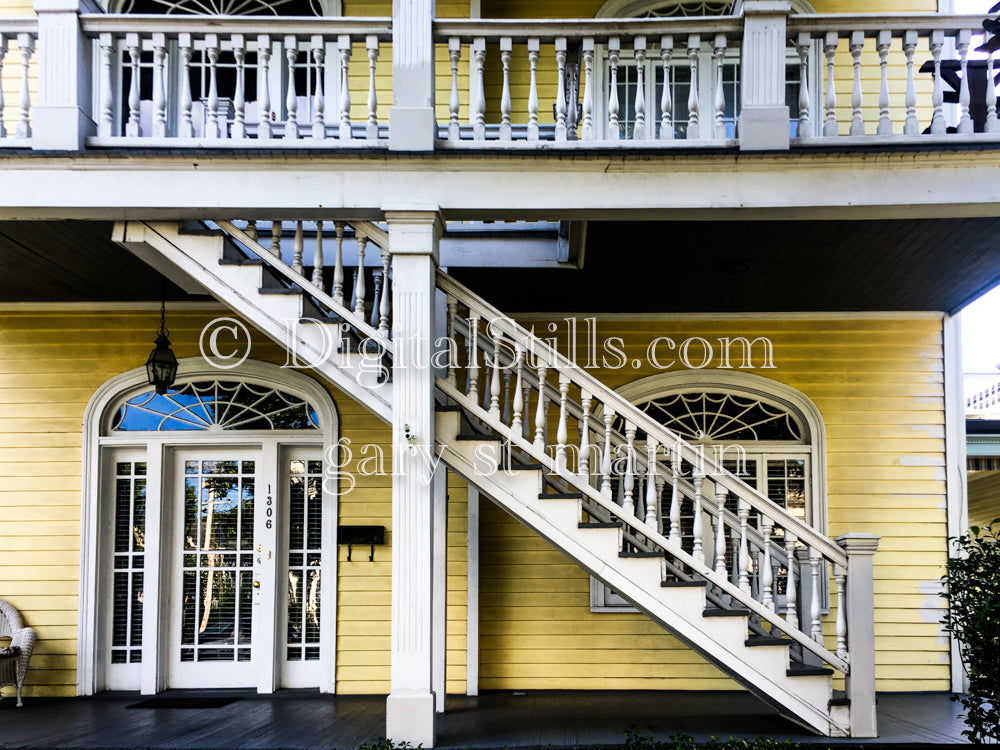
[
  {"x1": 635, "y1": 391, "x2": 804, "y2": 443},
  {"x1": 112, "y1": 380, "x2": 320, "y2": 432},
  {"x1": 118, "y1": 0, "x2": 323, "y2": 15},
  {"x1": 638, "y1": 1, "x2": 733, "y2": 16}
]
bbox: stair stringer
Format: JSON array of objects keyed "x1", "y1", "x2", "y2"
[
  {"x1": 436, "y1": 410, "x2": 845, "y2": 738},
  {"x1": 113, "y1": 220, "x2": 393, "y2": 423}
]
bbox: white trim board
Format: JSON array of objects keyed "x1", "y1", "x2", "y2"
[{"x1": 511, "y1": 311, "x2": 947, "y2": 321}]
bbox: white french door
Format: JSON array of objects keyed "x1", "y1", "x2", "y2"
[{"x1": 169, "y1": 450, "x2": 264, "y2": 688}]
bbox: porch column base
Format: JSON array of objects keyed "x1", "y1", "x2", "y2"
[
  {"x1": 386, "y1": 692, "x2": 436, "y2": 747},
  {"x1": 739, "y1": 106, "x2": 790, "y2": 151},
  {"x1": 389, "y1": 106, "x2": 437, "y2": 151},
  {"x1": 31, "y1": 105, "x2": 94, "y2": 151}
]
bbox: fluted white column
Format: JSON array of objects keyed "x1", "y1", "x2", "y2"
[
  {"x1": 386, "y1": 209, "x2": 443, "y2": 748},
  {"x1": 739, "y1": 0, "x2": 791, "y2": 150},
  {"x1": 389, "y1": 0, "x2": 436, "y2": 150}
]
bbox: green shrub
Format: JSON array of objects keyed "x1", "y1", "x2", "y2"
[{"x1": 941, "y1": 519, "x2": 1000, "y2": 743}]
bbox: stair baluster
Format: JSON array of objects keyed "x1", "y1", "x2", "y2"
[
  {"x1": 312, "y1": 220, "x2": 324, "y2": 288},
  {"x1": 502, "y1": 369, "x2": 512, "y2": 424},
  {"x1": 511, "y1": 345, "x2": 524, "y2": 432},
  {"x1": 292, "y1": 221, "x2": 304, "y2": 274},
  {"x1": 645, "y1": 437, "x2": 658, "y2": 529},
  {"x1": 761, "y1": 517, "x2": 774, "y2": 610},
  {"x1": 738, "y1": 499, "x2": 751, "y2": 595},
  {"x1": 445, "y1": 295, "x2": 458, "y2": 387},
  {"x1": 809, "y1": 550, "x2": 823, "y2": 642},
  {"x1": 354, "y1": 236, "x2": 367, "y2": 318},
  {"x1": 270, "y1": 220, "x2": 282, "y2": 257},
  {"x1": 785, "y1": 533, "x2": 799, "y2": 629},
  {"x1": 467, "y1": 314, "x2": 480, "y2": 404},
  {"x1": 555, "y1": 374, "x2": 570, "y2": 472},
  {"x1": 489, "y1": 329, "x2": 503, "y2": 419},
  {"x1": 332, "y1": 222, "x2": 345, "y2": 305},
  {"x1": 622, "y1": 422, "x2": 636, "y2": 518},
  {"x1": 668, "y1": 449, "x2": 681, "y2": 545},
  {"x1": 533, "y1": 365, "x2": 547, "y2": 452},
  {"x1": 370, "y1": 270, "x2": 383, "y2": 329},
  {"x1": 378, "y1": 244, "x2": 391, "y2": 337},
  {"x1": 579, "y1": 390, "x2": 592, "y2": 482},
  {"x1": 691, "y1": 467, "x2": 705, "y2": 563},
  {"x1": 835, "y1": 564, "x2": 848, "y2": 659},
  {"x1": 601, "y1": 406, "x2": 614, "y2": 495},
  {"x1": 714, "y1": 482, "x2": 727, "y2": 578}
]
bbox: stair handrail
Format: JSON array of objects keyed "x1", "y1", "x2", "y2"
[
  {"x1": 216, "y1": 220, "x2": 393, "y2": 352},
  {"x1": 436, "y1": 271, "x2": 849, "y2": 674}
]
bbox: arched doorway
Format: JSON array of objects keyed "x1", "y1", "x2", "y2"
[{"x1": 78, "y1": 359, "x2": 338, "y2": 694}]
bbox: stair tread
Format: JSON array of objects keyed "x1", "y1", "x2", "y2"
[
  {"x1": 539, "y1": 492, "x2": 583, "y2": 500},
  {"x1": 703, "y1": 607, "x2": 752, "y2": 618},
  {"x1": 661, "y1": 580, "x2": 707, "y2": 588},
  {"x1": 745, "y1": 636, "x2": 790, "y2": 647},
  {"x1": 786, "y1": 665, "x2": 835, "y2": 676},
  {"x1": 578, "y1": 521, "x2": 621, "y2": 529}
]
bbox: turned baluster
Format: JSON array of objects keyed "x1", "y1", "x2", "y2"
[
  {"x1": 440, "y1": 296, "x2": 456, "y2": 387},
  {"x1": 511, "y1": 345, "x2": 524, "y2": 432},
  {"x1": 634, "y1": 37, "x2": 647, "y2": 140},
  {"x1": 713, "y1": 34, "x2": 726, "y2": 140},
  {"x1": 257, "y1": 35, "x2": 273, "y2": 139},
  {"x1": 285, "y1": 36, "x2": 300, "y2": 140},
  {"x1": 467, "y1": 314, "x2": 481, "y2": 403},
  {"x1": 370, "y1": 271, "x2": 382, "y2": 328},
  {"x1": 354, "y1": 236, "x2": 367, "y2": 318},
  {"x1": 835, "y1": 564, "x2": 848, "y2": 659},
  {"x1": 986, "y1": 48, "x2": 999, "y2": 133},
  {"x1": 15, "y1": 34, "x2": 31, "y2": 138},
  {"x1": 601, "y1": 406, "x2": 615, "y2": 495},
  {"x1": 930, "y1": 30, "x2": 945, "y2": 135},
  {"x1": 499, "y1": 37, "x2": 513, "y2": 141},
  {"x1": 312, "y1": 220, "x2": 324, "y2": 287},
  {"x1": 292, "y1": 221, "x2": 304, "y2": 274},
  {"x1": 378, "y1": 244, "x2": 391, "y2": 337},
  {"x1": 823, "y1": 32, "x2": 838, "y2": 137},
  {"x1": 555, "y1": 375, "x2": 570, "y2": 471},
  {"x1": 97, "y1": 33, "x2": 113, "y2": 138},
  {"x1": 366, "y1": 35, "x2": 379, "y2": 140},
  {"x1": 502, "y1": 369, "x2": 512, "y2": 425},
  {"x1": 761, "y1": 518, "x2": 774, "y2": 610},
  {"x1": 269, "y1": 220, "x2": 282, "y2": 257},
  {"x1": 654, "y1": 473, "x2": 666, "y2": 535},
  {"x1": 581, "y1": 39, "x2": 595, "y2": 140},
  {"x1": 473, "y1": 39, "x2": 486, "y2": 140},
  {"x1": 691, "y1": 467, "x2": 705, "y2": 564},
  {"x1": 527, "y1": 39, "x2": 540, "y2": 141},
  {"x1": 958, "y1": 29, "x2": 973, "y2": 134},
  {"x1": 714, "y1": 483, "x2": 727, "y2": 577},
  {"x1": 556, "y1": 38, "x2": 569, "y2": 141},
  {"x1": 849, "y1": 31, "x2": 864, "y2": 136},
  {"x1": 579, "y1": 390, "x2": 592, "y2": 481},
  {"x1": 232, "y1": 35, "x2": 247, "y2": 139},
  {"x1": 332, "y1": 222, "x2": 345, "y2": 305},
  {"x1": 125, "y1": 34, "x2": 141, "y2": 138},
  {"x1": 489, "y1": 329, "x2": 503, "y2": 419},
  {"x1": 796, "y1": 33, "x2": 811, "y2": 139},
  {"x1": 645, "y1": 437, "x2": 658, "y2": 529},
  {"x1": 533, "y1": 365, "x2": 548, "y2": 452},
  {"x1": 448, "y1": 38, "x2": 461, "y2": 142},
  {"x1": 311, "y1": 35, "x2": 326, "y2": 141},
  {"x1": 903, "y1": 31, "x2": 919, "y2": 136},
  {"x1": 660, "y1": 36, "x2": 673, "y2": 140},
  {"x1": 338, "y1": 35, "x2": 352, "y2": 140},
  {"x1": 809, "y1": 549, "x2": 823, "y2": 642},
  {"x1": 737, "y1": 499, "x2": 751, "y2": 595},
  {"x1": 205, "y1": 35, "x2": 221, "y2": 139},
  {"x1": 607, "y1": 38, "x2": 620, "y2": 139},
  {"x1": 876, "y1": 31, "x2": 891, "y2": 136},
  {"x1": 151, "y1": 34, "x2": 167, "y2": 138},
  {"x1": 782, "y1": 534, "x2": 799, "y2": 629},
  {"x1": 622, "y1": 422, "x2": 636, "y2": 517},
  {"x1": 667, "y1": 450, "x2": 681, "y2": 546},
  {"x1": 686, "y1": 35, "x2": 700, "y2": 139}
]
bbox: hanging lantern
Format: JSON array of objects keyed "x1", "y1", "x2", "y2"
[{"x1": 146, "y1": 297, "x2": 178, "y2": 394}]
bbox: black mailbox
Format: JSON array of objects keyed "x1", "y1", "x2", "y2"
[{"x1": 337, "y1": 525, "x2": 385, "y2": 561}]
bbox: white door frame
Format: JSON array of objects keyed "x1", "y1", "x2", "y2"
[{"x1": 79, "y1": 358, "x2": 339, "y2": 696}]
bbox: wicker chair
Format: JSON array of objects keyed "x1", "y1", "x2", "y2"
[{"x1": 0, "y1": 597, "x2": 35, "y2": 707}]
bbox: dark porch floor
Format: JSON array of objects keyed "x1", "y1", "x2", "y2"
[{"x1": 0, "y1": 690, "x2": 969, "y2": 750}]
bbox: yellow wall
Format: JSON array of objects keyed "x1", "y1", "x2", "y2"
[
  {"x1": 478, "y1": 314, "x2": 951, "y2": 692},
  {"x1": 0, "y1": 308, "x2": 471, "y2": 699}
]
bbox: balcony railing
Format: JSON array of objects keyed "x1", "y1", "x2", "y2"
[{"x1": 1, "y1": 5, "x2": 998, "y2": 152}]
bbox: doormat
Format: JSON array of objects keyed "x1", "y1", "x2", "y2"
[{"x1": 127, "y1": 697, "x2": 238, "y2": 709}]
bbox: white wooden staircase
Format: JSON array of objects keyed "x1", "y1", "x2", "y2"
[{"x1": 115, "y1": 219, "x2": 879, "y2": 739}]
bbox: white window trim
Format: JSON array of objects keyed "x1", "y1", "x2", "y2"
[
  {"x1": 78, "y1": 358, "x2": 339, "y2": 696},
  {"x1": 591, "y1": 370, "x2": 828, "y2": 612},
  {"x1": 594, "y1": 0, "x2": 818, "y2": 18}
]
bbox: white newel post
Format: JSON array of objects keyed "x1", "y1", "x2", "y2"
[
  {"x1": 386, "y1": 209, "x2": 443, "y2": 747},
  {"x1": 739, "y1": 0, "x2": 790, "y2": 151},
  {"x1": 32, "y1": 0, "x2": 102, "y2": 150},
  {"x1": 836, "y1": 532, "x2": 879, "y2": 738},
  {"x1": 389, "y1": 0, "x2": 436, "y2": 150}
]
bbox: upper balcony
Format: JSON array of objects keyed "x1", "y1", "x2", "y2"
[{"x1": 2, "y1": 0, "x2": 999, "y2": 154}]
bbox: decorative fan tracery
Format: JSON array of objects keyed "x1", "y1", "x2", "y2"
[
  {"x1": 119, "y1": 0, "x2": 323, "y2": 16},
  {"x1": 112, "y1": 380, "x2": 320, "y2": 431},
  {"x1": 635, "y1": 391, "x2": 803, "y2": 442},
  {"x1": 639, "y1": 1, "x2": 734, "y2": 17}
]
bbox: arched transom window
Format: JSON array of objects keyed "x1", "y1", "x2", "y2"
[{"x1": 635, "y1": 391, "x2": 804, "y2": 443}]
